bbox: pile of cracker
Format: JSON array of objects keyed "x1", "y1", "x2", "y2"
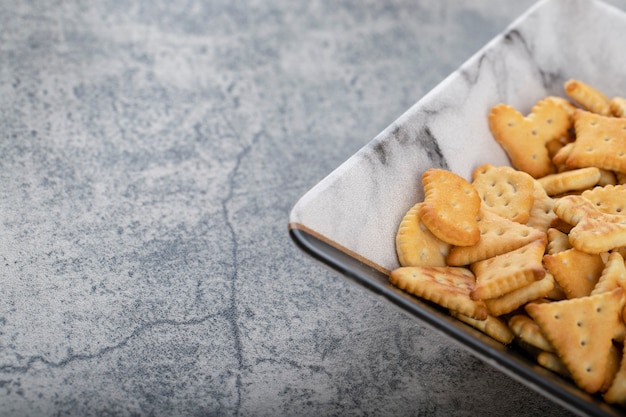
[{"x1": 391, "y1": 79, "x2": 626, "y2": 403}]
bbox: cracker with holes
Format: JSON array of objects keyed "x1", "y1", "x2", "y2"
[
  {"x1": 554, "y1": 195, "x2": 626, "y2": 254},
  {"x1": 610, "y1": 96, "x2": 626, "y2": 118},
  {"x1": 564, "y1": 79, "x2": 612, "y2": 116},
  {"x1": 543, "y1": 248, "x2": 605, "y2": 299},
  {"x1": 389, "y1": 266, "x2": 487, "y2": 320},
  {"x1": 546, "y1": 228, "x2": 572, "y2": 254},
  {"x1": 419, "y1": 168, "x2": 481, "y2": 246},
  {"x1": 471, "y1": 163, "x2": 535, "y2": 223},
  {"x1": 488, "y1": 97, "x2": 572, "y2": 178},
  {"x1": 446, "y1": 207, "x2": 546, "y2": 266},
  {"x1": 592, "y1": 251, "x2": 626, "y2": 295},
  {"x1": 566, "y1": 109, "x2": 626, "y2": 173},
  {"x1": 484, "y1": 273, "x2": 555, "y2": 316},
  {"x1": 508, "y1": 314, "x2": 554, "y2": 352},
  {"x1": 395, "y1": 202, "x2": 450, "y2": 267},
  {"x1": 537, "y1": 167, "x2": 601, "y2": 196},
  {"x1": 537, "y1": 352, "x2": 571, "y2": 377},
  {"x1": 605, "y1": 334, "x2": 626, "y2": 404},
  {"x1": 470, "y1": 237, "x2": 547, "y2": 301},
  {"x1": 526, "y1": 180, "x2": 558, "y2": 232},
  {"x1": 450, "y1": 311, "x2": 514, "y2": 344},
  {"x1": 581, "y1": 184, "x2": 626, "y2": 216},
  {"x1": 526, "y1": 288, "x2": 624, "y2": 394}
]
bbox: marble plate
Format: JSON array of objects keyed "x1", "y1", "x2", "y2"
[{"x1": 289, "y1": 0, "x2": 626, "y2": 415}]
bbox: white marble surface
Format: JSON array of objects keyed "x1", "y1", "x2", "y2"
[
  {"x1": 3, "y1": 0, "x2": 626, "y2": 416},
  {"x1": 291, "y1": 0, "x2": 626, "y2": 274}
]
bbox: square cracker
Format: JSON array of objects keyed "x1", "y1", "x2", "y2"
[
  {"x1": 470, "y1": 237, "x2": 547, "y2": 301},
  {"x1": 446, "y1": 207, "x2": 546, "y2": 266},
  {"x1": 389, "y1": 266, "x2": 487, "y2": 320},
  {"x1": 471, "y1": 164, "x2": 535, "y2": 223}
]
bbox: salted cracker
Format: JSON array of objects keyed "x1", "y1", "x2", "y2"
[
  {"x1": 446, "y1": 207, "x2": 546, "y2": 266},
  {"x1": 525, "y1": 180, "x2": 558, "y2": 232},
  {"x1": 508, "y1": 314, "x2": 554, "y2": 352},
  {"x1": 537, "y1": 167, "x2": 601, "y2": 196},
  {"x1": 471, "y1": 164, "x2": 535, "y2": 223},
  {"x1": 581, "y1": 184, "x2": 626, "y2": 216},
  {"x1": 395, "y1": 202, "x2": 450, "y2": 267},
  {"x1": 564, "y1": 79, "x2": 612, "y2": 116},
  {"x1": 488, "y1": 97, "x2": 572, "y2": 178},
  {"x1": 389, "y1": 266, "x2": 487, "y2": 320},
  {"x1": 419, "y1": 168, "x2": 481, "y2": 246},
  {"x1": 566, "y1": 109, "x2": 626, "y2": 173},
  {"x1": 526, "y1": 288, "x2": 624, "y2": 394},
  {"x1": 610, "y1": 96, "x2": 626, "y2": 118},
  {"x1": 450, "y1": 311, "x2": 514, "y2": 345},
  {"x1": 470, "y1": 237, "x2": 547, "y2": 301},
  {"x1": 554, "y1": 195, "x2": 626, "y2": 254},
  {"x1": 484, "y1": 273, "x2": 555, "y2": 316},
  {"x1": 543, "y1": 247, "x2": 605, "y2": 299}
]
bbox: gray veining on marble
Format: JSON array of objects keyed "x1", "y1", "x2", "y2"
[{"x1": 2, "y1": 1, "x2": 626, "y2": 416}]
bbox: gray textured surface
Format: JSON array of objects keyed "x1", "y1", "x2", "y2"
[{"x1": 1, "y1": 1, "x2": 625, "y2": 416}]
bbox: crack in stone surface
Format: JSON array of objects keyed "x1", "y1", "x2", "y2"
[{"x1": 0, "y1": 313, "x2": 223, "y2": 374}]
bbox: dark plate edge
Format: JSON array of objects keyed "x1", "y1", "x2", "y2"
[{"x1": 289, "y1": 223, "x2": 624, "y2": 417}]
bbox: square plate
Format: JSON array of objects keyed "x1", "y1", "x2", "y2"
[{"x1": 289, "y1": 0, "x2": 626, "y2": 415}]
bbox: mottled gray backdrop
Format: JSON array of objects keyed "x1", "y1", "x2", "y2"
[{"x1": 2, "y1": 1, "x2": 625, "y2": 416}]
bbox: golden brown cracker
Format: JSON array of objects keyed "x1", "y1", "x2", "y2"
[
  {"x1": 471, "y1": 163, "x2": 535, "y2": 223},
  {"x1": 537, "y1": 167, "x2": 601, "y2": 196},
  {"x1": 525, "y1": 180, "x2": 558, "y2": 232},
  {"x1": 446, "y1": 207, "x2": 546, "y2": 266},
  {"x1": 508, "y1": 314, "x2": 554, "y2": 352},
  {"x1": 610, "y1": 96, "x2": 626, "y2": 118},
  {"x1": 564, "y1": 79, "x2": 611, "y2": 116},
  {"x1": 488, "y1": 98, "x2": 572, "y2": 178},
  {"x1": 604, "y1": 346, "x2": 626, "y2": 404},
  {"x1": 450, "y1": 311, "x2": 514, "y2": 344},
  {"x1": 592, "y1": 251, "x2": 626, "y2": 295},
  {"x1": 526, "y1": 288, "x2": 624, "y2": 394},
  {"x1": 395, "y1": 202, "x2": 450, "y2": 267},
  {"x1": 484, "y1": 273, "x2": 555, "y2": 316},
  {"x1": 554, "y1": 194, "x2": 626, "y2": 254},
  {"x1": 389, "y1": 266, "x2": 487, "y2": 320},
  {"x1": 470, "y1": 237, "x2": 547, "y2": 301},
  {"x1": 566, "y1": 109, "x2": 626, "y2": 173},
  {"x1": 419, "y1": 168, "x2": 481, "y2": 246},
  {"x1": 546, "y1": 228, "x2": 572, "y2": 254},
  {"x1": 581, "y1": 184, "x2": 626, "y2": 216},
  {"x1": 543, "y1": 247, "x2": 605, "y2": 299},
  {"x1": 537, "y1": 351, "x2": 571, "y2": 377}
]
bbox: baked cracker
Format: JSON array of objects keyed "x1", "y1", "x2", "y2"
[
  {"x1": 471, "y1": 164, "x2": 535, "y2": 223},
  {"x1": 450, "y1": 311, "x2": 514, "y2": 345},
  {"x1": 446, "y1": 207, "x2": 546, "y2": 266},
  {"x1": 420, "y1": 168, "x2": 481, "y2": 246},
  {"x1": 566, "y1": 109, "x2": 626, "y2": 173},
  {"x1": 485, "y1": 273, "x2": 555, "y2": 316},
  {"x1": 508, "y1": 314, "x2": 554, "y2": 352},
  {"x1": 581, "y1": 184, "x2": 626, "y2": 216},
  {"x1": 526, "y1": 180, "x2": 558, "y2": 232},
  {"x1": 389, "y1": 266, "x2": 487, "y2": 320},
  {"x1": 610, "y1": 96, "x2": 626, "y2": 118},
  {"x1": 543, "y1": 247, "x2": 605, "y2": 299},
  {"x1": 537, "y1": 167, "x2": 601, "y2": 196},
  {"x1": 564, "y1": 79, "x2": 611, "y2": 116},
  {"x1": 526, "y1": 288, "x2": 624, "y2": 394},
  {"x1": 554, "y1": 195, "x2": 626, "y2": 254},
  {"x1": 396, "y1": 202, "x2": 450, "y2": 267},
  {"x1": 488, "y1": 97, "x2": 572, "y2": 178},
  {"x1": 470, "y1": 237, "x2": 547, "y2": 301}
]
